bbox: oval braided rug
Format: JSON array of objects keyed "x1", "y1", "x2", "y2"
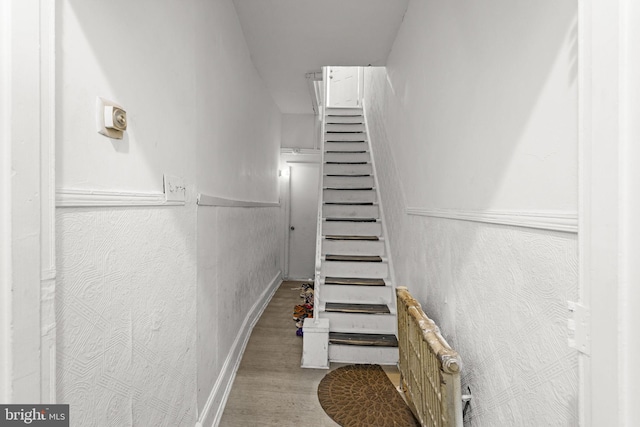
[{"x1": 317, "y1": 364, "x2": 419, "y2": 427}]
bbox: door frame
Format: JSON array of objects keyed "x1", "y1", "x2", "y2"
[
  {"x1": 285, "y1": 161, "x2": 320, "y2": 280},
  {"x1": 0, "y1": 0, "x2": 56, "y2": 403},
  {"x1": 578, "y1": 0, "x2": 640, "y2": 425},
  {"x1": 280, "y1": 150, "x2": 321, "y2": 280}
]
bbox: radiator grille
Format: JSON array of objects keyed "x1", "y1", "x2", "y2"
[{"x1": 396, "y1": 287, "x2": 462, "y2": 427}]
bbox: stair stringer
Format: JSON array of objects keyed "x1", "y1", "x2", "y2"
[{"x1": 361, "y1": 99, "x2": 399, "y2": 326}]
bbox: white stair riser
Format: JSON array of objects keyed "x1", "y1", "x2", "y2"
[
  {"x1": 326, "y1": 116, "x2": 363, "y2": 124},
  {"x1": 329, "y1": 344, "x2": 398, "y2": 365},
  {"x1": 322, "y1": 284, "x2": 392, "y2": 304},
  {"x1": 324, "y1": 133, "x2": 367, "y2": 142},
  {"x1": 326, "y1": 123, "x2": 365, "y2": 133},
  {"x1": 322, "y1": 205, "x2": 379, "y2": 219},
  {"x1": 323, "y1": 204, "x2": 379, "y2": 219},
  {"x1": 324, "y1": 163, "x2": 372, "y2": 176},
  {"x1": 325, "y1": 142, "x2": 368, "y2": 152},
  {"x1": 323, "y1": 221, "x2": 382, "y2": 236},
  {"x1": 324, "y1": 175, "x2": 374, "y2": 189},
  {"x1": 322, "y1": 239, "x2": 385, "y2": 256},
  {"x1": 322, "y1": 261, "x2": 389, "y2": 278},
  {"x1": 324, "y1": 190, "x2": 376, "y2": 203},
  {"x1": 324, "y1": 311, "x2": 396, "y2": 334},
  {"x1": 326, "y1": 108, "x2": 363, "y2": 116},
  {"x1": 325, "y1": 152, "x2": 370, "y2": 163}
]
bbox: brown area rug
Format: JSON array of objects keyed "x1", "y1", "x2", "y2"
[{"x1": 317, "y1": 364, "x2": 419, "y2": 427}]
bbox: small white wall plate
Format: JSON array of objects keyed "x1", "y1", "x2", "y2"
[{"x1": 96, "y1": 97, "x2": 126, "y2": 139}]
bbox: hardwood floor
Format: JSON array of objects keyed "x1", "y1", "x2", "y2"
[{"x1": 219, "y1": 280, "x2": 400, "y2": 427}]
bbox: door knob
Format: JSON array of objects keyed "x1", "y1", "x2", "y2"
[{"x1": 290, "y1": 226, "x2": 295, "y2": 231}]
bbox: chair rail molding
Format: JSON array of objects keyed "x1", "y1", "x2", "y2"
[
  {"x1": 56, "y1": 188, "x2": 185, "y2": 207},
  {"x1": 406, "y1": 207, "x2": 578, "y2": 233},
  {"x1": 197, "y1": 193, "x2": 280, "y2": 208}
]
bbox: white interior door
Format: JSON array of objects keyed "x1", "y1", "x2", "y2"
[
  {"x1": 328, "y1": 66, "x2": 360, "y2": 107},
  {"x1": 288, "y1": 163, "x2": 320, "y2": 279}
]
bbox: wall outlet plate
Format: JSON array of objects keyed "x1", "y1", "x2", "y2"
[{"x1": 163, "y1": 174, "x2": 186, "y2": 202}]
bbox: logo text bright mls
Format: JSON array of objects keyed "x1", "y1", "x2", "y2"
[{"x1": 1, "y1": 405, "x2": 68, "y2": 425}]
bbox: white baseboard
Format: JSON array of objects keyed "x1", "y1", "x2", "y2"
[{"x1": 195, "y1": 270, "x2": 282, "y2": 427}]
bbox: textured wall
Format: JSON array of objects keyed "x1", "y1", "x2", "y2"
[
  {"x1": 364, "y1": 67, "x2": 579, "y2": 425},
  {"x1": 196, "y1": 206, "x2": 281, "y2": 412},
  {"x1": 56, "y1": 207, "x2": 197, "y2": 426}
]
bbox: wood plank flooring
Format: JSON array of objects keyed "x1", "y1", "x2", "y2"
[{"x1": 219, "y1": 280, "x2": 400, "y2": 427}]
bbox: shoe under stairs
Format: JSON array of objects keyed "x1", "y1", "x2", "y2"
[{"x1": 316, "y1": 107, "x2": 398, "y2": 365}]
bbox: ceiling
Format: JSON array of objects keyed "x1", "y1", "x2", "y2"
[{"x1": 232, "y1": 0, "x2": 409, "y2": 114}]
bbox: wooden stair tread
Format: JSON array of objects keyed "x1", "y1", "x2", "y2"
[
  {"x1": 325, "y1": 303, "x2": 391, "y2": 314},
  {"x1": 325, "y1": 142, "x2": 367, "y2": 144},
  {"x1": 325, "y1": 161, "x2": 368, "y2": 165},
  {"x1": 325, "y1": 277, "x2": 386, "y2": 286},
  {"x1": 325, "y1": 174, "x2": 371, "y2": 177},
  {"x1": 325, "y1": 218, "x2": 377, "y2": 222},
  {"x1": 329, "y1": 332, "x2": 398, "y2": 347},
  {"x1": 324, "y1": 235, "x2": 379, "y2": 241},
  {"x1": 324, "y1": 187, "x2": 373, "y2": 191},
  {"x1": 325, "y1": 151, "x2": 367, "y2": 154},
  {"x1": 323, "y1": 202, "x2": 374, "y2": 205},
  {"x1": 325, "y1": 255, "x2": 382, "y2": 262}
]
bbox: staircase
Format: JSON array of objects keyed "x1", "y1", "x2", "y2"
[{"x1": 311, "y1": 106, "x2": 398, "y2": 365}]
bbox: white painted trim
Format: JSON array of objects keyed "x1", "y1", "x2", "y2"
[
  {"x1": 406, "y1": 207, "x2": 578, "y2": 233},
  {"x1": 0, "y1": 0, "x2": 12, "y2": 403},
  {"x1": 361, "y1": 97, "x2": 398, "y2": 322},
  {"x1": 197, "y1": 194, "x2": 280, "y2": 208},
  {"x1": 39, "y1": 0, "x2": 56, "y2": 403},
  {"x1": 40, "y1": 0, "x2": 55, "y2": 281},
  {"x1": 56, "y1": 188, "x2": 185, "y2": 207},
  {"x1": 619, "y1": 2, "x2": 640, "y2": 424},
  {"x1": 5, "y1": 0, "x2": 45, "y2": 401},
  {"x1": 280, "y1": 166, "x2": 291, "y2": 279},
  {"x1": 280, "y1": 148, "x2": 321, "y2": 156},
  {"x1": 196, "y1": 271, "x2": 282, "y2": 427},
  {"x1": 280, "y1": 149, "x2": 322, "y2": 166},
  {"x1": 577, "y1": 1, "x2": 593, "y2": 424}
]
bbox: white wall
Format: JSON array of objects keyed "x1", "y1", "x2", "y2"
[
  {"x1": 281, "y1": 114, "x2": 317, "y2": 149},
  {"x1": 56, "y1": 1, "x2": 195, "y2": 194},
  {"x1": 55, "y1": 1, "x2": 282, "y2": 425},
  {"x1": 364, "y1": 0, "x2": 579, "y2": 424},
  {"x1": 195, "y1": 0, "x2": 281, "y2": 203},
  {"x1": 380, "y1": 0, "x2": 577, "y2": 212}
]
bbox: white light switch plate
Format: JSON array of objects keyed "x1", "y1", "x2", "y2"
[{"x1": 163, "y1": 174, "x2": 186, "y2": 202}]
